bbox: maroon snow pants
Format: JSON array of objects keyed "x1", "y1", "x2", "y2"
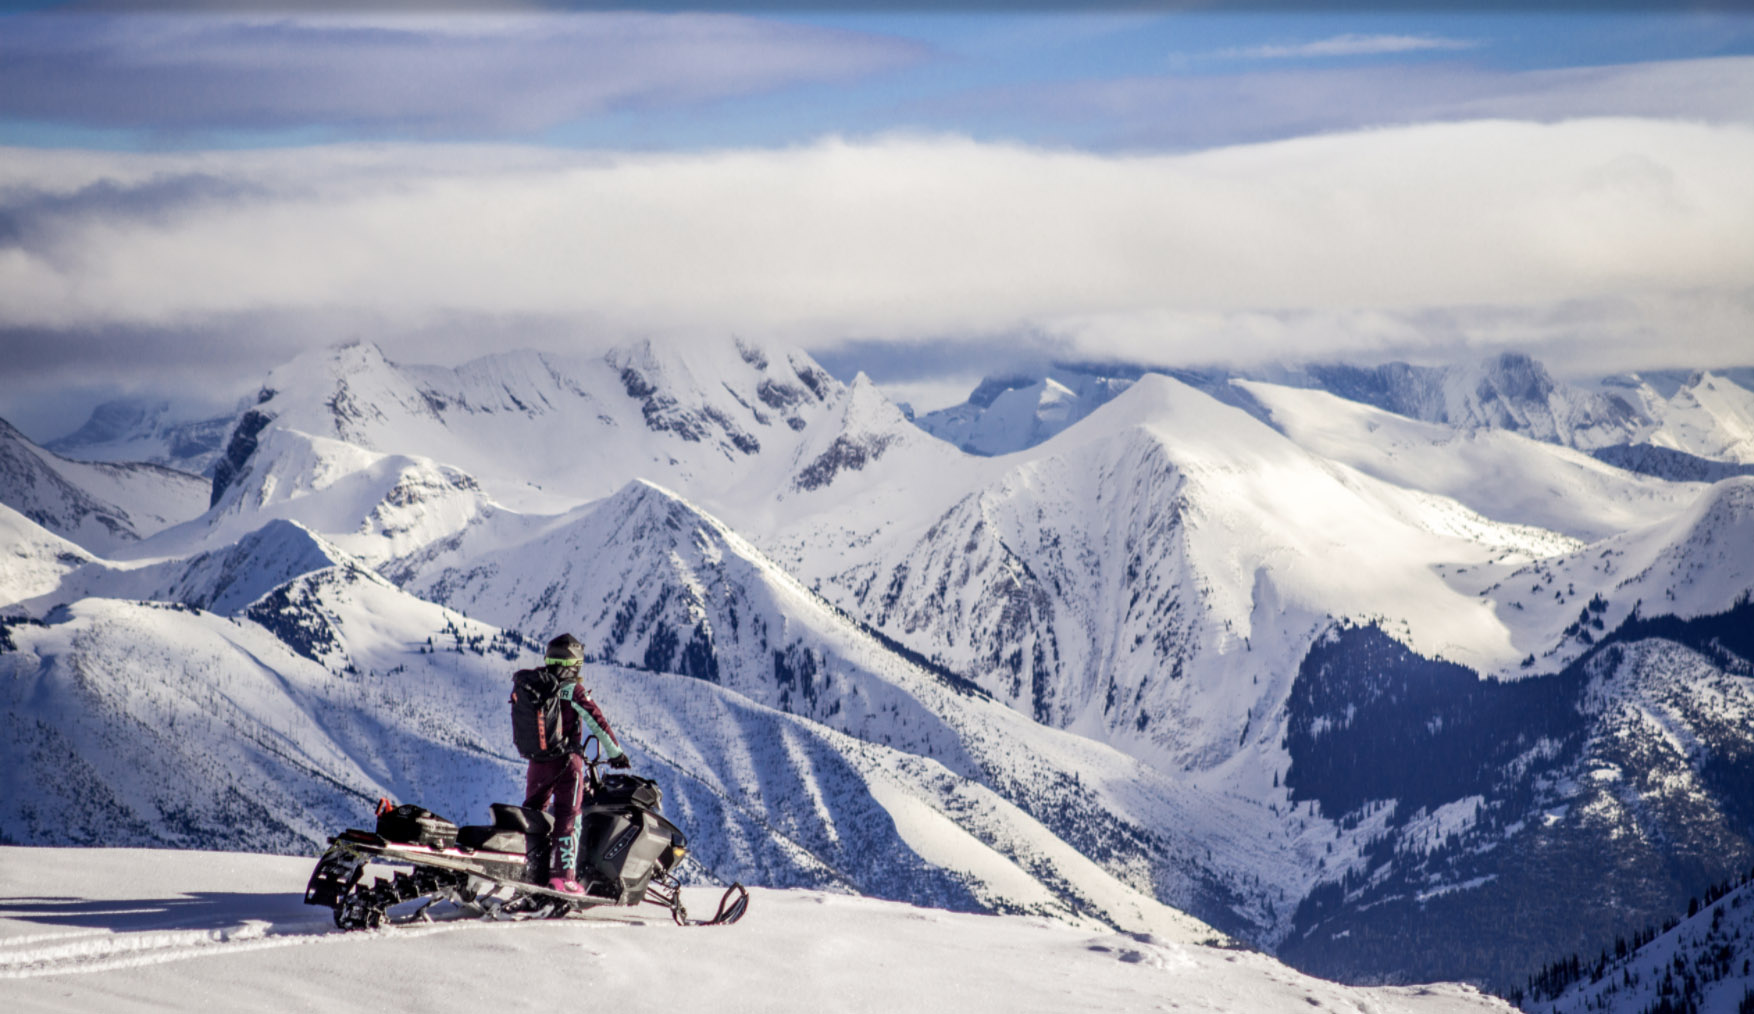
[{"x1": 524, "y1": 752, "x2": 587, "y2": 876}]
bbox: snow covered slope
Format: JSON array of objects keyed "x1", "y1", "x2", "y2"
[
  {"x1": 1461, "y1": 476, "x2": 1754, "y2": 678},
  {"x1": 1530, "y1": 873, "x2": 1754, "y2": 1014},
  {"x1": 914, "y1": 367, "x2": 1138, "y2": 455},
  {"x1": 0, "y1": 847, "x2": 1512, "y2": 1014},
  {"x1": 0, "y1": 503, "x2": 95, "y2": 611},
  {"x1": 805, "y1": 373, "x2": 1565, "y2": 776},
  {"x1": 407, "y1": 475, "x2": 1332, "y2": 940},
  {"x1": 1303, "y1": 353, "x2": 1645, "y2": 449},
  {"x1": 1, "y1": 540, "x2": 1241, "y2": 938},
  {"x1": 45, "y1": 398, "x2": 231, "y2": 476},
  {"x1": 1238, "y1": 379, "x2": 1705, "y2": 542},
  {"x1": 9, "y1": 335, "x2": 1754, "y2": 998},
  {"x1": 1275, "y1": 597, "x2": 1754, "y2": 992},
  {"x1": 1599, "y1": 370, "x2": 1754, "y2": 465},
  {"x1": 0, "y1": 416, "x2": 209, "y2": 555}
]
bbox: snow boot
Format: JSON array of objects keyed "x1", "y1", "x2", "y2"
[{"x1": 547, "y1": 875, "x2": 586, "y2": 896}]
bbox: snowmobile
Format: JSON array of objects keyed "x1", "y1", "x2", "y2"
[{"x1": 303, "y1": 752, "x2": 748, "y2": 929}]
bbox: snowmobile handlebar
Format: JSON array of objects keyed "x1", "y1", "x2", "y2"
[{"x1": 580, "y1": 735, "x2": 605, "y2": 788}]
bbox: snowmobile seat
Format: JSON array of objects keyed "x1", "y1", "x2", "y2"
[
  {"x1": 456, "y1": 825, "x2": 530, "y2": 853},
  {"x1": 490, "y1": 803, "x2": 552, "y2": 835}
]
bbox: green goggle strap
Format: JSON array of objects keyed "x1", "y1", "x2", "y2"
[{"x1": 545, "y1": 657, "x2": 583, "y2": 667}]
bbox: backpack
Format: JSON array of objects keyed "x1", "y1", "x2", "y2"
[{"x1": 509, "y1": 667, "x2": 579, "y2": 760}]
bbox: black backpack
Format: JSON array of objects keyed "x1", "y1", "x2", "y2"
[{"x1": 509, "y1": 667, "x2": 579, "y2": 760}]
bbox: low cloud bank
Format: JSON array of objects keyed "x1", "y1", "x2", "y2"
[{"x1": 1, "y1": 119, "x2": 1750, "y2": 389}]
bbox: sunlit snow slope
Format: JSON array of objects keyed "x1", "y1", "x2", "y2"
[{"x1": 0, "y1": 847, "x2": 1512, "y2": 1014}]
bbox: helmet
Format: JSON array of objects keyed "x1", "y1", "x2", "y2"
[{"x1": 545, "y1": 633, "x2": 584, "y2": 667}]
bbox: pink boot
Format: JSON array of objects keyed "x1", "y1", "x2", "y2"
[{"x1": 546, "y1": 875, "x2": 586, "y2": 896}]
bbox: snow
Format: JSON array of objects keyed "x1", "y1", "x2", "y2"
[
  {"x1": 1606, "y1": 370, "x2": 1754, "y2": 465},
  {"x1": 7, "y1": 335, "x2": 1754, "y2": 998},
  {"x1": 0, "y1": 417, "x2": 209, "y2": 555},
  {"x1": 1237, "y1": 379, "x2": 1705, "y2": 542},
  {"x1": 0, "y1": 846, "x2": 1512, "y2": 1014},
  {"x1": 0, "y1": 503, "x2": 95, "y2": 610},
  {"x1": 1536, "y1": 878, "x2": 1754, "y2": 1014}
]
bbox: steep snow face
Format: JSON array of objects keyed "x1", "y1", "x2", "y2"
[
  {"x1": 1457, "y1": 477, "x2": 1754, "y2": 678},
  {"x1": 814, "y1": 374, "x2": 1554, "y2": 776},
  {"x1": 0, "y1": 416, "x2": 209, "y2": 555},
  {"x1": 1238, "y1": 379, "x2": 1706, "y2": 542},
  {"x1": 0, "y1": 849, "x2": 1512, "y2": 1014},
  {"x1": 411, "y1": 477, "x2": 982, "y2": 771},
  {"x1": 0, "y1": 504, "x2": 96, "y2": 612},
  {"x1": 221, "y1": 337, "x2": 853, "y2": 518},
  {"x1": 45, "y1": 398, "x2": 232, "y2": 476},
  {"x1": 151, "y1": 425, "x2": 501, "y2": 568}
]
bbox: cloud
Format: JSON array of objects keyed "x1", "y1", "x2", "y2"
[
  {"x1": 0, "y1": 119, "x2": 1750, "y2": 404},
  {"x1": 0, "y1": 11, "x2": 926, "y2": 135},
  {"x1": 939, "y1": 56, "x2": 1754, "y2": 149},
  {"x1": 1216, "y1": 33, "x2": 1476, "y2": 61}
]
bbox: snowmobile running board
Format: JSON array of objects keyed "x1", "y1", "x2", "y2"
[{"x1": 306, "y1": 830, "x2": 749, "y2": 930}]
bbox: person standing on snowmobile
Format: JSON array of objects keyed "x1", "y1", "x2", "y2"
[{"x1": 519, "y1": 633, "x2": 630, "y2": 896}]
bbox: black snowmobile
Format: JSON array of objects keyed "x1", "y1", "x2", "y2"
[{"x1": 303, "y1": 754, "x2": 747, "y2": 929}]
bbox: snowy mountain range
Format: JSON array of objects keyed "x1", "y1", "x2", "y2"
[
  {"x1": 918, "y1": 353, "x2": 1754, "y2": 476},
  {"x1": 4, "y1": 337, "x2": 1751, "y2": 998}
]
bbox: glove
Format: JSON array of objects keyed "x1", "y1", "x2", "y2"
[{"x1": 608, "y1": 754, "x2": 631, "y2": 770}]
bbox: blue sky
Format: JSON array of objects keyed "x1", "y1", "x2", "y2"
[
  {"x1": 1, "y1": 3, "x2": 1752, "y2": 438},
  {"x1": 4, "y1": 7, "x2": 1753, "y2": 151}
]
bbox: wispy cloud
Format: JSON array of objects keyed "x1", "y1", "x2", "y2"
[
  {"x1": 1216, "y1": 33, "x2": 1477, "y2": 61},
  {"x1": 946, "y1": 56, "x2": 1754, "y2": 150},
  {"x1": 0, "y1": 12, "x2": 926, "y2": 136}
]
